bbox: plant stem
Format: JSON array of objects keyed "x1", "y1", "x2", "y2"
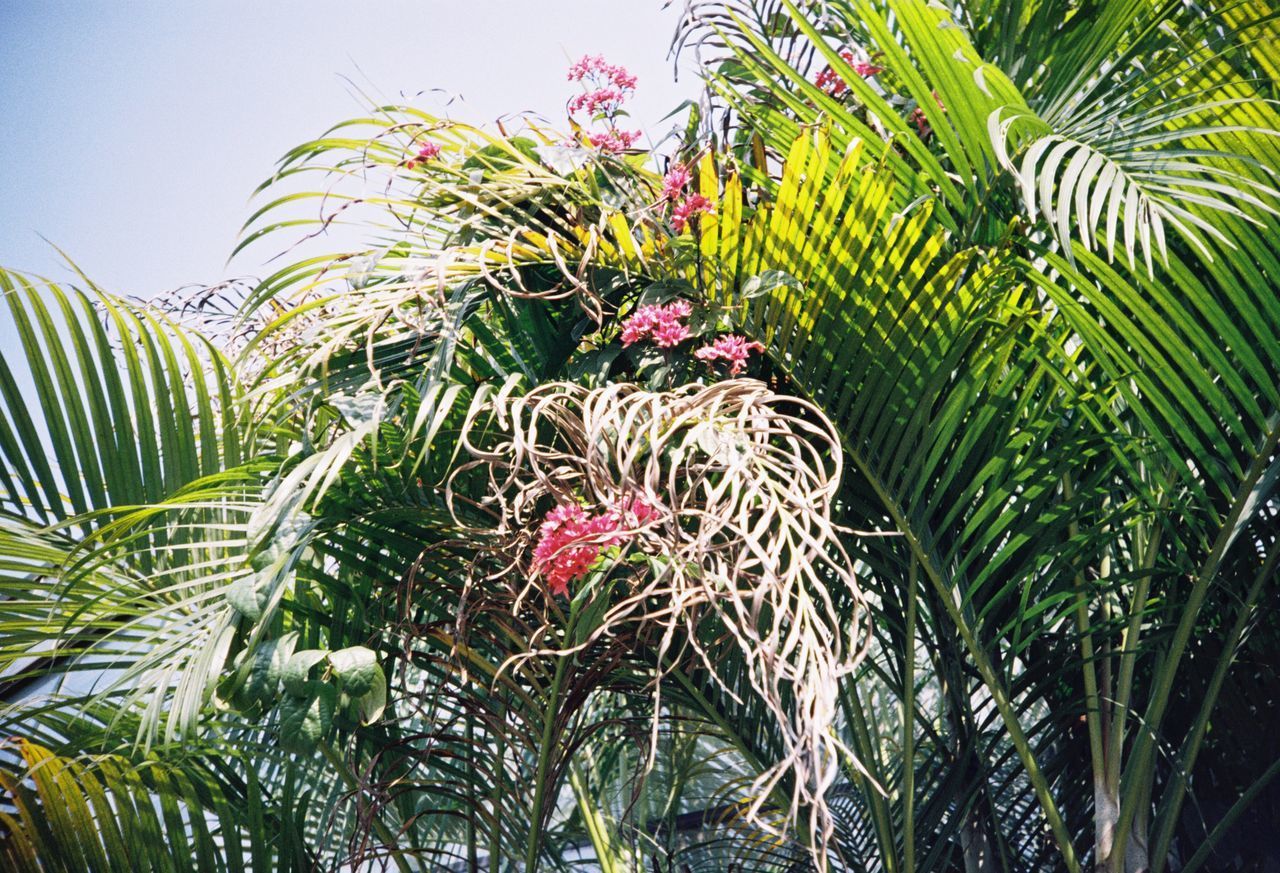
[
  {"x1": 839, "y1": 683, "x2": 896, "y2": 872},
  {"x1": 1063, "y1": 473, "x2": 1111, "y2": 864},
  {"x1": 852, "y1": 444, "x2": 1081, "y2": 872},
  {"x1": 489, "y1": 691, "x2": 508, "y2": 873},
  {"x1": 524, "y1": 647, "x2": 573, "y2": 873},
  {"x1": 903, "y1": 556, "x2": 918, "y2": 873},
  {"x1": 569, "y1": 759, "x2": 625, "y2": 873},
  {"x1": 1112, "y1": 419, "x2": 1280, "y2": 860}
]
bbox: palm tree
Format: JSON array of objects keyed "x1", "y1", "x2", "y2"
[{"x1": 1, "y1": 1, "x2": 1277, "y2": 871}]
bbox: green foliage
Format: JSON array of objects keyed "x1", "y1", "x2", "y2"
[{"x1": 0, "y1": 739, "x2": 312, "y2": 873}]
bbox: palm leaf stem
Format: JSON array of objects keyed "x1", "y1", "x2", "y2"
[{"x1": 1112, "y1": 415, "x2": 1280, "y2": 863}]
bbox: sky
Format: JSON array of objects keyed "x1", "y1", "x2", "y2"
[{"x1": 0, "y1": 1, "x2": 699, "y2": 301}]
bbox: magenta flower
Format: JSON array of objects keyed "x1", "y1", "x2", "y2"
[
  {"x1": 568, "y1": 55, "x2": 637, "y2": 91},
  {"x1": 695, "y1": 335, "x2": 766, "y2": 375},
  {"x1": 567, "y1": 56, "x2": 637, "y2": 116},
  {"x1": 910, "y1": 94, "x2": 944, "y2": 139},
  {"x1": 651, "y1": 319, "x2": 691, "y2": 348},
  {"x1": 671, "y1": 193, "x2": 714, "y2": 232},
  {"x1": 662, "y1": 163, "x2": 693, "y2": 201},
  {"x1": 406, "y1": 140, "x2": 441, "y2": 169},
  {"x1": 568, "y1": 54, "x2": 604, "y2": 80},
  {"x1": 585, "y1": 128, "x2": 641, "y2": 153},
  {"x1": 910, "y1": 107, "x2": 930, "y2": 137},
  {"x1": 569, "y1": 87, "x2": 626, "y2": 116},
  {"x1": 532, "y1": 504, "x2": 610, "y2": 596},
  {"x1": 531, "y1": 494, "x2": 659, "y2": 595},
  {"x1": 618, "y1": 492, "x2": 660, "y2": 527},
  {"x1": 814, "y1": 50, "x2": 883, "y2": 96},
  {"x1": 666, "y1": 300, "x2": 693, "y2": 319},
  {"x1": 619, "y1": 304, "x2": 662, "y2": 346},
  {"x1": 566, "y1": 55, "x2": 641, "y2": 154},
  {"x1": 620, "y1": 300, "x2": 693, "y2": 348}
]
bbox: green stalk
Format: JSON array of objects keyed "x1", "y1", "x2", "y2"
[
  {"x1": 902, "y1": 556, "x2": 918, "y2": 873},
  {"x1": 665, "y1": 659, "x2": 800, "y2": 817},
  {"x1": 762, "y1": 340, "x2": 1081, "y2": 870},
  {"x1": 465, "y1": 714, "x2": 478, "y2": 871},
  {"x1": 1107, "y1": 469, "x2": 1173, "y2": 795},
  {"x1": 524, "y1": 648, "x2": 572, "y2": 873},
  {"x1": 319, "y1": 743, "x2": 411, "y2": 873},
  {"x1": 489, "y1": 691, "x2": 508, "y2": 873},
  {"x1": 1112, "y1": 420, "x2": 1280, "y2": 862},
  {"x1": 839, "y1": 683, "x2": 897, "y2": 873},
  {"x1": 1062, "y1": 475, "x2": 1106, "y2": 792},
  {"x1": 853, "y1": 449, "x2": 1080, "y2": 872},
  {"x1": 666, "y1": 662, "x2": 767, "y2": 774},
  {"x1": 569, "y1": 760, "x2": 625, "y2": 873}
]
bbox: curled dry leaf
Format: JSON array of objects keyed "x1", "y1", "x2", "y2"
[{"x1": 449, "y1": 378, "x2": 871, "y2": 861}]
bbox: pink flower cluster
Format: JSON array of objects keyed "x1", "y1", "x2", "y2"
[
  {"x1": 567, "y1": 55, "x2": 641, "y2": 154},
  {"x1": 585, "y1": 128, "x2": 641, "y2": 154},
  {"x1": 661, "y1": 162, "x2": 714, "y2": 231},
  {"x1": 910, "y1": 107, "x2": 930, "y2": 138},
  {"x1": 620, "y1": 300, "x2": 692, "y2": 348},
  {"x1": 910, "y1": 91, "x2": 946, "y2": 139},
  {"x1": 532, "y1": 495, "x2": 659, "y2": 595},
  {"x1": 661, "y1": 163, "x2": 693, "y2": 201},
  {"x1": 672, "y1": 193, "x2": 714, "y2": 233},
  {"x1": 568, "y1": 54, "x2": 637, "y2": 90},
  {"x1": 814, "y1": 50, "x2": 883, "y2": 96},
  {"x1": 406, "y1": 140, "x2": 441, "y2": 169},
  {"x1": 569, "y1": 87, "x2": 627, "y2": 116},
  {"x1": 694, "y1": 335, "x2": 765, "y2": 375}
]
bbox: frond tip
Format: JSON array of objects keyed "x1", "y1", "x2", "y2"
[{"x1": 990, "y1": 107, "x2": 1280, "y2": 273}]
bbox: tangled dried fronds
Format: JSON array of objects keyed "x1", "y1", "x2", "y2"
[{"x1": 451, "y1": 378, "x2": 870, "y2": 862}]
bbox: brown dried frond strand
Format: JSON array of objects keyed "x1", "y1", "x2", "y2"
[{"x1": 450, "y1": 379, "x2": 870, "y2": 863}]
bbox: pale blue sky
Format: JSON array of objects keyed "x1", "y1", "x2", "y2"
[{"x1": 0, "y1": 1, "x2": 697, "y2": 299}]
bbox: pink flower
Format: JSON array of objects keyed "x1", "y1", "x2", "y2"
[
  {"x1": 619, "y1": 304, "x2": 661, "y2": 346},
  {"x1": 911, "y1": 91, "x2": 946, "y2": 139},
  {"x1": 619, "y1": 300, "x2": 693, "y2": 348},
  {"x1": 566, "y1": 55, "x2": 641, "y2": 155},
  {"x1": 569, "y1": 87, "x2": 626, "y2": 116},
  {"x1": 671, "y1": 193, "x2": 714, "y2": 232},
  {"x1": 532, "y1": 503, "x2": 611, "y2": 596},
  {"x1": 814, "y1": 50, "x2": 882, "y2": 96},
  {"x1": 568, "y1": 55, "x2": 638, "y2": 92},
  {"x1": 531, "y1": 494, "x2": 659, "y2": 595},
  {"x1": 662, "y1": 163, "x2": 692, "y2": 201},
  {"x1": 567, "y1": 56, "x2": 637, "y2": 116},
  {"x1": 600, "y1": 493, "x2": 661, "y2": 533},
  {"x1": 406, "y1": 140, "x2": 441, "y2": 168},
  {"x1": 619, "y1": 493, "x2": 660, "y2": 527},
  {"x1": 568, "y1": 54, "x2": 605, "y2": 81},
  {"x1": 910, "y1": 107, "x2": 930, "y2": 138},
  {"x1": 664, "y1": 299, "x2": 692, "y2": 319},
  {"x1": 695, "y1": 334, "x2": 766, "y2": 375},
  {"x1": 651, "y1": 320, "x2": 690, "y2": 348},
  {"x1": 585, "y1": 128, "x2": 640, "y2": 153}
]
